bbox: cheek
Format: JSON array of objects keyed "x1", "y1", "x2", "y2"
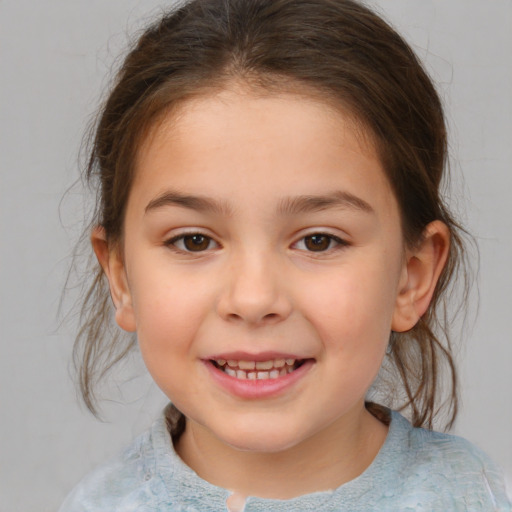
[
  {"x1": 128, "y1": 271, "x2": 212, "y2": 375},
  {"x1": 134, "y1": 294, "x2": 206, "y2": 402},
  {"x1": 306, "y1": 264, "x2": 398, "y2": 339},
  {"x1": 301, "y1": 258, "x2": 400, "y2": 390}
]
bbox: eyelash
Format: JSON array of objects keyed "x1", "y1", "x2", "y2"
[
  {"x1": 293, "y1": 233, "x2": 349, "y2": 253},
  {"x1": 165, "y1": 232, "x2": 348, "y2": 254},
  {"x1": 164, "y1": 233, "x2": 218, "y2": 253}
]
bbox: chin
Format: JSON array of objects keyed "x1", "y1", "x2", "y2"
[{"x1": 215, "y1": 421, "x2": 310, "y2": 454}]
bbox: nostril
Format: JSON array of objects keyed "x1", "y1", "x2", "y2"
[
  {"x1": 217, "y1": 286, "x2": 293, "y2": 324},
  {"x1": 261, "y1": 312, "x2": 285, "y2": 324}
]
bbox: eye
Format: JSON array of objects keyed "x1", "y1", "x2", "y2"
[
  {"x1": 166, "y1": 233, "x2": 218, "y2": 252},
  {"x1": 294, "y1": 233, "x2": 347, "y2": 252}
]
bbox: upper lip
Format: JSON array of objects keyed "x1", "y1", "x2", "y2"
[{"x1": 205, "y1": 351, "x2": 310, "y2": 362}]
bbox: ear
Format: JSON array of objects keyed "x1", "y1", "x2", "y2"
[
  {"x1": 392, "y1": 220, "x2": 450, "y2": 332},
  {"x1": 91, "y1": 227, "x2": 137, "y2": 332}
]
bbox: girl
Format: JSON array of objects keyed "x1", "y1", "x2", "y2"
[{"x1": 60, "y1": 0, "x2": 511, "y2": 510}]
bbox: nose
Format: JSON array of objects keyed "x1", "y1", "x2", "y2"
[{"x1": 216, "y1": 250, "x2": 293, "y2": 326}]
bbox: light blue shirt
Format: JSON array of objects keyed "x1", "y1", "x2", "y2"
[{"x1": 60, "y1": 407, "x2": 511, "y2": 511}]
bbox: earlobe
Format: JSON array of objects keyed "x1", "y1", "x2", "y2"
[
  {"x1": 91, "y1": 227, "x2": 137, "y2": 332},
  {"x1": 392, "y1": 221, "x2": 450, "y2": 332}
]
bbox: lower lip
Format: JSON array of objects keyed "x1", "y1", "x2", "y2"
[{"x1": 204, "y1": 360, "x2": 314, "y2": 399}]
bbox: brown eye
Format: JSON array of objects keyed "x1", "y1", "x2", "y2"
[
  {"x1": 182, "y1": 234, "x2": 211, "y2": 251},
  {"x1": 168, "y1": 233, "x2": 217, "y2": 252},
  {"x1": 304, "y1": 234, "x2": 332, "y2": 251}
]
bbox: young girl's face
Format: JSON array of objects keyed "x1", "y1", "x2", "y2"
[{"x1": 108, "y1": 86, "x2": 412, "y2": 453}]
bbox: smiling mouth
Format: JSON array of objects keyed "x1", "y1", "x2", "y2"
[{"x1": 211, "y1": 358, "x2": 308, "y2": 380}]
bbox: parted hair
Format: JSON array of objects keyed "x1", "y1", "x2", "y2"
[{"x1": 74, "y1": 0, "x2": 470, "y2": 429}]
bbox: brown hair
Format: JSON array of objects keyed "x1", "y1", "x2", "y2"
[{"x1": 74, "y1": 0, "x2": 470, "y2": 429}]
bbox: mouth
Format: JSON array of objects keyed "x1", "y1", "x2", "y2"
[{"x1": 211, "y1": 358, "x2": 308, "y2": 380}]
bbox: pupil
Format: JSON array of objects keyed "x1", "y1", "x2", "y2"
[
  {"x1": 306, "y1": 235, "x2": 330, "y2": 251},
  {"x1": 184, "y1": 235, "x2": 209, "y2": 251}
]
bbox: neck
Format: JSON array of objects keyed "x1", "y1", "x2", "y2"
[{"x1": 174, "y1": 406, "x2": 388, "y2": 500}]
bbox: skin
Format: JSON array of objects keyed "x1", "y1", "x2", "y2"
[{"x1": 93, "y1": 86, "x2": 449, "y2": 501}]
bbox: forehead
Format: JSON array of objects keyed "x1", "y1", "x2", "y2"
[
  {"x1": 131, "y1": 88, "x2": 398, "y2": 220},
  {"x1": 138, "y1": 81, "x2": 378, "y2": 164}
]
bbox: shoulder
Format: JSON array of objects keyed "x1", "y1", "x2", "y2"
[
  {"x1": 58, "y1": 419, "x2": 171, "y2": 512},
  {"x1": 387, "y1": 411, "x2": 511, "y2": 511}
]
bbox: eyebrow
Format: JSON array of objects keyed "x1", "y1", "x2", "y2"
[
  {"x1": 144, "y1": 189, "x2": 374, "y2": 216},
  {"x1": 277, "y1": 191, "x2": 374, "y2": 215},
  {"x1": 145, "y1": 191, "x2": 233, "y2": 216}
]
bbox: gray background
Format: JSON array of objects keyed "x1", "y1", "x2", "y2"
[{"x1": 1, "y1": 1, "x2": 511, "y2": 510}]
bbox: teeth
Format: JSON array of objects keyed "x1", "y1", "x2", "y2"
[
  {"x1": 216, "y1": 359, "x2": 303, "y2": 380},
  {"x1": 255, "y1": 360, "x2": 274, "y2": 370},
  {"x1": 216, "y1": 358, "x2": 297, "y2": 371},
  {"x1": 238, "y1": 360, "x2": 256, "y2": 370},
  {"x1": 225, "y1": 367, "x2": 237, "y2": 377}
]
